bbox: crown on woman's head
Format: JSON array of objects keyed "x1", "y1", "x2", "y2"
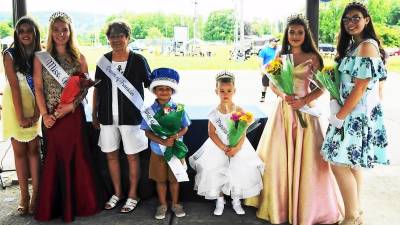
[
  {"x1": 216, "y1": 71, "x2": 235, "y2": 81},
  {"x1": 287, "y1": 13, "x2": 309, "y2": 27},
  {"x1": 49, "y1": 11, "x2": 72, "y2": 24},
  {"x1": 346, "y1": 1, "x2": 368, "y2": 11}
]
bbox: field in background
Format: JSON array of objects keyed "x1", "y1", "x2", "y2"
[
  {"x1": 81, "y1": 45, "x2": 260, "y2": 72},
  {"x1": 1, "y1": 46, "x2": 399, "y2": 74}
]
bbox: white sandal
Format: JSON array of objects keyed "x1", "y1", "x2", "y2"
[
  {"x1": 104, "y1": 195, "x2": 120, "y2": 210},
  {"x1": 121, "y1": 198, "x2": 140, "y2": 213}
]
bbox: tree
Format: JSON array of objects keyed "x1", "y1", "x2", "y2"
[
  {"x1": 375, "y1": 23, "x2": 400, "y2": 47},
  {"x1": 388, "y1": 4, "x2": 400, "y2": 26},
  {"x1": 104, "y1": 12, "x2": 203, "y2": 41},
  {"x1": 367, "y1": 0, "x2": 391, "y2": 24},
  {"x1": 319, "y1": 0, "x2": 347, "y2": 44},
  {"x1": 203, "y1": 10, "x2": 234, "y2": 41},
  {"x1": 0, "y1": 21, "x2": 13, "y2": 38},
  {"x1": 250, "y1": 19, "x2": 273, "y2": 36},
  {"x1": 147, "y1": 27, "x2": 164, "y2": 39}
]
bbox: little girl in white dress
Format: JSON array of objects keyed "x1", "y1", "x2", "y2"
[{"x1": 189, "y1": 71, "x2": 264, "y2": 216}]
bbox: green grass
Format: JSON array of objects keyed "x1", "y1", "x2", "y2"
[
  {"x1": 387, "y1": 56, "x2": 400, "y2": 73},
  {"x1": 81, "y1": 45, "x2": 259, "y2": 72},
  {"x1": 1, "y1": 47, "x2": 399, "y2": 74}
]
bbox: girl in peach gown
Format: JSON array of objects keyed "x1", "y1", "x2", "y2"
[{"x1": 245, "y1": 14, "x2": 342, "y2": 225}]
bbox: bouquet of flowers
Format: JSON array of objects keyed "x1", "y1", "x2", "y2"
[
  {"x1": 59, "y1": 73, "x2": 96, "y2": 105},
  {"x1": 315, "y1": 64, "x2": 344, "y2": 139},
  {"x1": 265, "y1": 56, "x2": 307, "y2": 128},
  {"x1": 227, "y1": 111, "x2": 254, "y2": 147},
  {"x1": 150, "y1": 103, "x2": 188, "y2": 161},
  {"x1": 315, "y1": 65, "x2": 342, "y2": 105}
]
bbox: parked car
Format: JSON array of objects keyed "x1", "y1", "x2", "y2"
[
  {"x1": 128, "y1": 40, "x2": 146, "y2": 52},
  {"x1": 319, "y1": 43, "x2": 336, "y2": 56},
  {"x1": 388, "y1": 48, "x2": 400, "y2": 56}
]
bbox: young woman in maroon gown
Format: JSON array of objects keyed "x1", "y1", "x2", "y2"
[{"x1": 33, "y1": 12, "x2": 102, "y2": 222}]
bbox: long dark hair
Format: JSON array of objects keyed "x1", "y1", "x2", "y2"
[
  {"x1": 280, "y1": 14, "x2": 323, "y2": 68},
  {"x1": 10, "y1": 16, "x2": 41, "y2": 75},
  {"x1": 335, "y1": 2, "x2": 386, "y2": 63}
]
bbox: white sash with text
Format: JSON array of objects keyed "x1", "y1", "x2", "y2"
[
  {"x1": 35, "y1": 51, "x2": 69, "y2": 87},
  {"x1": 97, "y1": 56, "x2": 144, "y2": 110}
]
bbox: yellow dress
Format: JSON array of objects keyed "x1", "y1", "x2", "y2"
[
  {"x1": 245, "y1": 62, "x2": 341, "y2": 225},
  {"x1": 1, "y1": 72, "x2": 39, "y2": 142}
]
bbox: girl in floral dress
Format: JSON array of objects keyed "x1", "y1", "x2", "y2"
[{"x1": 321, "y1": 2, "x2": 389, "y2": 225}]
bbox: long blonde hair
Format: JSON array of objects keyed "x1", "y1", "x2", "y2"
[{"x1": 46, "y1": 15, "x2": 80, "y2": 65}]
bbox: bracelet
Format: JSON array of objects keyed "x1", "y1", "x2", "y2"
[{"x1": 175, "y1": 133, "x2": 179, "y2": 139}]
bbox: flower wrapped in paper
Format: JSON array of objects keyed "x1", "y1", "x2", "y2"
[
  {"x1": 59, "y1": 73, "x2": 96, "y2": 105},
  {"x1": 151, "y1": 103, "x2": 188, "y2": 161},
  {"x1": 315, "y1": 64, "x2": 342, "y2": 105},
  {"x1": 265, "y1": 55, "x2": 307, "y2": 128},
  {"x1": 227, "y1": 111, "x2": 254, "y2": 147},
  {"x1": 315, "y1": 64, "x2": 345, "y2": 139}
]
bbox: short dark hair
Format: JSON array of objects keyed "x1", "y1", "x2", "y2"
[{"x1": 106, "y1": 21, "x2": 131, "y2": 38}]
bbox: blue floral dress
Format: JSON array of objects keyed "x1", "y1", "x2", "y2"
[{"x1": 321, "y1": 39, "x2": 389, "y2": 168}]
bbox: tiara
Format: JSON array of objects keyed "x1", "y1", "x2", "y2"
[
  {"x1": 346, "y1": 1, "x2": 368, "y2": 11},
  {"x1": 49, "y1": 11, "x2": 72, "y2": 24},
  {"x1": 287, "y1": 13, "x2": 309, "y2": 27},
  {"x1": 216, "y1": 71, "x2": 235, "y2": 81}
]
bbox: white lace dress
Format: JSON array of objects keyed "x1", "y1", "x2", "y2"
[{"x1": 189, "y1": 108, "x2": 264, "y2": 200}]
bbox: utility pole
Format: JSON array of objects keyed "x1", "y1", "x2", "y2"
[
  {"x1": 12, "y1": 0, "x2": 27, "y2": 26},
  {"x1": 193, "y1": 0, "x2": 198, "y2": 48},
  {"x1": 306, "y1": 0, "x2": 320, "y2": 46},
  {"x1": 233, "y1": 0, "x2": 245, "y2": 61},
  {"x1": 239, "y1": 0, "x2": 244, "y2": 49}
]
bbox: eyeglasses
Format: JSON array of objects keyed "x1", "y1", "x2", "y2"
[{"x1": 342, "y1": 16, "x2": 363, "y2": 25}]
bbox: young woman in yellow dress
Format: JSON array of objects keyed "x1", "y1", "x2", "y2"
[{"x1": 1, "y1": 16, "x2": 41, "y2": 215}]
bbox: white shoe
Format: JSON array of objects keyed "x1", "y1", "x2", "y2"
[
  {"x1": 232, "y1": 199, "x2": 245, "y2": 215},
  {"x1": 213, "y1": 197, "x2": 225, "y2": 216}
]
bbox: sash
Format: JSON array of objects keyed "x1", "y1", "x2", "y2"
[
  {"x1": 209, "y1": 111, "x2": 229, "y2": 138},
  {"x1": 191, "y1": 110, "x2": 229, "y2": 164},
  {"x1": 97, "y1": 56, "x2": 188, "y2": 182},
  {"x1": 97, "y1": 56, "x2": 144, "y2": 111},
  {"x1": 141, "y1": 106, "x2": 189, "y2": 182},
  {"x1": 35, "y1": 52, "x2": 69, "y2": 87}
]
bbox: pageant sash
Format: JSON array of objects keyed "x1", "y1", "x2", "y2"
[
  {"x1": 141, "y1": 106, "x2": 189, "y2": 182},
  {"x1": 35, "y1": 52, "x2": 69, "y2": 87},
  {"x1": 97, "y1": 56, "x2": 144, "y2": 110},
  {"x1": 209, "y1": 110, "x2": 229, "y2": 137},
  {"x1": 191, "y1": 110, "x2": 230, "y2": 162}
]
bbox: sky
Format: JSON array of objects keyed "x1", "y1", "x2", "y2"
[{"x1": 3, "y1": 0, "x2": 307, "y2": 22}]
